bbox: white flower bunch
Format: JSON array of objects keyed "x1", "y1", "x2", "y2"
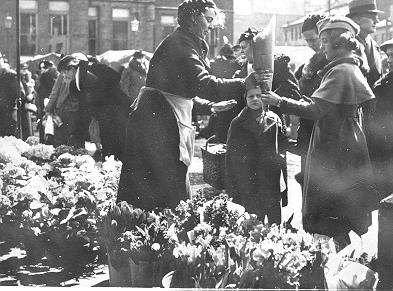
[
  {"x1": 25, "y1": 144, "x2": 55, "y2": 160},
  {"x1": 173, "y1": 241, "x2": 203, "y2": 264},
  {"x1": 0, "y1": 136, "x2": 30, "y2": 163}
]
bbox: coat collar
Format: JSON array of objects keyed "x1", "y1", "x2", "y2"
[{"x1": 317, "y1": 54, "x2": 360, "y2": 78}]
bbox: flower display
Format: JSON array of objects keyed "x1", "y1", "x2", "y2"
[
  {"x1": 0, "y1": 139, "x2": 122, "y2": 278},
  {"x1": 0, "y1": 138, "x2": 379, "y2": 287}
]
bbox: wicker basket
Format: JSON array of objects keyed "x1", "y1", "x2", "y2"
[{"x1": 201, "y1": 135, "x2": 226, "y2": 189}]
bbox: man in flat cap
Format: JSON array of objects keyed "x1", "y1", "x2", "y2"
[
  {"x1": 366, "y1": 38, "x2": 393, "y2": 198},
  {"x1": 347, "y1": 0, "x2": 384, "y2": 87}
]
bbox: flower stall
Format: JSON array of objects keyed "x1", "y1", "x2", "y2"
[
  {"x1": 0, "y1": 136, "x2": 121, "y2": 281},
  {"x1": 0, "y1": 136, "x2": 380, "y2": 288}
]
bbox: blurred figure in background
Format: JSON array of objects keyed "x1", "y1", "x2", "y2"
[
  {"x1": 20, "y1": 63, "x2": 36, "y2": 140},
  {"x1": 294, "y1": 13, "x2": 328, "y2": 186},
  {"x1": 36, "y1": 60, "x2": 59, "y2": 143},
  {"x1": 69, "y1": 57, "x2": 130, "y2": 160},
  {"x1": 0, "y1": 52, "x2": 19, "y2": 137},
  {"x1": 44, "y1": 54, "x2": 90, "y2": 148},
  {"x1": 199, "y1": 42, "x2": 240, "y2": 139},
  {"x1": 232, "y1": 44, "x2": 242, "y2": 59},
  {"x1": 120, "y1": 50, "x2": 148, "y2": 104},
  {"x1": 210, "y1": 42, "x2": 240, "y2": 79},
  {"x1": 347, "y1": 0, "x2": 383, "y2": 87},
  {"x1": 366, "y1": 39, "x2": 393, "y2": 198}
]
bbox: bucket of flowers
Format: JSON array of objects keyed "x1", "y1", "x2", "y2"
[
  {"x1": 163, "y1": 193, "x2": 246, "y2": 288},
  {"x1": 99, "y1": 201, "x2": 172, "y2": 287},
  {"x1": 225, "y1": 222, "x2": 327, "y2": 289}
]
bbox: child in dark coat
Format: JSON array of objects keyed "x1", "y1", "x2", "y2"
[{"x1": 225, "y1": 79, "x2": 287, "y2": 224}]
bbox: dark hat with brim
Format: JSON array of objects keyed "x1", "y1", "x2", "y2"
[
  {"x1": 381, "y1": 39, "x2": 393, "y2": 52},
  {"x1": 57, "y1": 55, "x2": 79, "y2": 72},
  {"x1": 133, "y1": 50, "x2": 145, "y2": 59},
  {"x1": 346, "y1": 0, "x2": 384, "y2": 16}
]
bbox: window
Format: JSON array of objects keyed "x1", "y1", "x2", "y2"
[
  {"x1": 88, "y1": 7, "x2": 98, "y2": 55},
  {"x1": 21, "y1": 13, "x2": 36, "y2": 55},
  {"x1": 112, "y1": 8, "x2": 129, "y2": 50},
  {"x1": 50, "y1": 14, "x2": 67, "y2": 35},
  {"x1": 48, "y1": 1, "x2": 69, "y2": 53},
  {"x1": 113, "y1": 21, "x2": 128, "y2": 50},
  {"x1": 89, "y1": 20, "x2": 98, "y2": 55}
]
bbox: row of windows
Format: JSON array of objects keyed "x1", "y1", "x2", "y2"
[
  {"x1": 20, "y1": 13, "x2": 70, "y2": 55},
  {"x1": 18, "y1": 12, "x2": 179, "y2": 56}
]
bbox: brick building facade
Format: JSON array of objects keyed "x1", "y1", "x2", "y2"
[{"x1": 0, "y1": 0, "x2": 234, "y2": 67}]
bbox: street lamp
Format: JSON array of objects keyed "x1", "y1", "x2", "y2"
[
  {"x1": 130, "y1": 17, "x2": 140, "y2": 32},
  {"x1": 130, "y1": 16, "x2": 140, "y2": 49},
  {"x1": 4, "y1": 16, "x2": 12, "y2": 59}
]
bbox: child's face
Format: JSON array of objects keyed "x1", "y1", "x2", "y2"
[{"x1": 246, "y1": 88, "x2": 263, "y2": 110}]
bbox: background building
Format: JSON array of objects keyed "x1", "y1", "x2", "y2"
[{"x1": 0, "y1": 0, "x2": 234, "y2": 68}]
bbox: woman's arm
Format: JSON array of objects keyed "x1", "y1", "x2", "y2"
[{"x1": 263, "y1": 93, "x2": 335, "y2": 121}]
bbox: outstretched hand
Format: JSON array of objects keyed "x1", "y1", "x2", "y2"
[
  {"x1": 260, "y1": 91, "x2": 282, "y2": 106},
  {"x1": 212, "y1": 99, "x2": 237, "y2": 112}
]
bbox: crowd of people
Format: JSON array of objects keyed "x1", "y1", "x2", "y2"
[{"x1": 1, "y1": 0, "x2": 393, "y2": 251}]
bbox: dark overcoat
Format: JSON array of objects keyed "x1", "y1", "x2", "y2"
[
  {"x1": 0, "y1": 68, "x2": 19, "y2": 137},
  {"x1": 367, "y1": 72, "x2": 393, "y2": 197},
  {"x1": 117, "y1": 27, "x2": 245, "y2": 210},
  {"x1": 71, "y1": 62, "x2": 131, "y2": 160},
  {"x1": 226, "y1": 107, "x2": 287, "y2": 224}
]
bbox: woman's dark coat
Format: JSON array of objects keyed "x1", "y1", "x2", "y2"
[
  {"x1": 367, "y1": 71, "x2": 393, "y2": 197},
  {"x1": 70, "y1": 62, "x2": 131, "y2": 160},
  {"x1": 226, "y1": 107, "x2": 287, "y2": 224},
  {"x1": 282, "y1": 57, "x2": 380, "y2": 237},
  {"x1": 117, "y1": 27, "x2": 245, "y2": 210}
]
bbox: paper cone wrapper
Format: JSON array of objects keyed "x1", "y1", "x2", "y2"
[{"x1": 252, "y1": 15, "x2": 276, "y2": 90}]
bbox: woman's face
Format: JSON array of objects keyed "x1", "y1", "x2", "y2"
[
  {"x1": 320, "y1": 31, "x2": 338, "y2": 61},
  {"x1": 240, "y1": 40, "x2": 253, "y2": 62},
  {"x1": 191, "y1": 7, "x2": 216, "y2": 39},
  {"x1": 246, "y1": 88, "x2": 263, "y2": 110}
]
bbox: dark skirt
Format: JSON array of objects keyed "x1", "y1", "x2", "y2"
[{"x1": 117, "y1": 89, "x2": 188, "y2": 210}]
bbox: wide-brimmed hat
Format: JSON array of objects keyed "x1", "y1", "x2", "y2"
[
  {"x1": 346, "y1": 0, "x2": 384, "y2": 17},
  {"x1": 317, "y1": 16, "x2": 360, "y2": 36},
  {"x1": 381, "y1": 39, "x2": 393, "y2": 53}
]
